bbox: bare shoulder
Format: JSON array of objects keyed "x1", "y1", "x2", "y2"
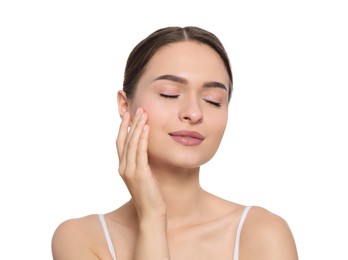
[
  {"x1": 240, "y1": 206, "x2": 298, "y2": 260},
  {"x1": 51, "y1": 215, "x2": 103, "y2": 260}
]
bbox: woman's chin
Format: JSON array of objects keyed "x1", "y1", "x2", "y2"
[{"x1": 148, "y1": 153, "x2": 213, "y2": 170}]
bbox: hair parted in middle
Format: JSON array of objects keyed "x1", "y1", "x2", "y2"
[{"x1": 123, "y1": 26, "x2": 233, "y2": 101}]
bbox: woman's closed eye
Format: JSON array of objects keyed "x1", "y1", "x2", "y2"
[
  {"x1": 160, "y1": 93, "x2": 179, "y2": 99},
  {"x1": 160, "y1": 93, "x2": 222, "y2": 107},
  {"x1": 204, "y1": 99, "x2": 221, "y2": 107}
]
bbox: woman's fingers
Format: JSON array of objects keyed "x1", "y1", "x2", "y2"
[
  {"x1": 116, "y1": 111, "x2": 130, "y2": 159},
  {"x1": 117, "y1": 108, "x2": 148, "y2": 178},
  {"x1": 137, "y1": 124, "x2": 149, "y2": 166},
  {"x1": 124, "y1": 108, "x2": 142, "y2": 146},
  {"x1": 126, "y1": 111, "x2": 147, "y2": 169}
]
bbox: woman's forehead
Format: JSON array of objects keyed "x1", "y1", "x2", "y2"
[{"x1": 142, "y1": 41, "x2": 229, "y2": 84}]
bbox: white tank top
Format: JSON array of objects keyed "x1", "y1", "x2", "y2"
[{"x1": 99, "y1": 205, "x2": 252, "y2": 260}]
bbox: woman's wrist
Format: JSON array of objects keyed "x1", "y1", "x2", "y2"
[
  {"x1": 138, "y1": 214, "x2": 167, "y2": 230},
  {"x1": 134, "y1": 215, "x2": 170, "y2": 260}
]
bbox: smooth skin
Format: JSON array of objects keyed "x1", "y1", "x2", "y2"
[{"x1": 52, "y1": 42, "x2": 298, "y2": 260}]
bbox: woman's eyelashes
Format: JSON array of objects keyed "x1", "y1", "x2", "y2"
[
  {"x1": 204, "y1": 99, "x2": 222, "y2": 107},
  {"x1": 159, "y1": 93, "x2": 222, "y2": 107},
  {"x1": 159, "y1": 93, "x2": 179, "y2": 99}
]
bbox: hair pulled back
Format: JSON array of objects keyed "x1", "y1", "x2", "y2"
[{"x1": 123, "y1": 26, "x2": 233, "y2": 101}]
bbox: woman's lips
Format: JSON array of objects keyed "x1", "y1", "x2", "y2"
[{"x1": 168, "y1": 131, "x2": 205, "y2": 146}]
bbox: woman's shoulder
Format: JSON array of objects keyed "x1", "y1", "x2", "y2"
[
  {"x1": 51, "y1": 214, "x2": 105, "y2": 259},
  {"x1": 243, "y1": 206, "x2": 295, "y2": 240},
  {"x1": 52, "y1": 214, "x2": 100, "y2": 240},
  {"x1": 240, "y1": 206, "x2": 298, "y2": 259}
]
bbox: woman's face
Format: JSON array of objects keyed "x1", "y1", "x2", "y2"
[{"x1": 126, "y1": 41, "x2": 230, "y2": 169}]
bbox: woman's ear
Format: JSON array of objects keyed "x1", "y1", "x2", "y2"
[{"x1": 117, "y1": 90, "x2": 130, "y2": 119}]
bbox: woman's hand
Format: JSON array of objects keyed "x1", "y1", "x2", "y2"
[
  {"x1": 116, "y1": 108, "x2": 167, "y2": 221},
  {"x1": 117, "y1": 108, "x2": 170, "y2": 259}
]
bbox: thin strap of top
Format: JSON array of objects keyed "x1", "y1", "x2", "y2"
[
  {"x1": 98, "y1": 214, "x2": 116, "y2": 260},
  {"x1": 233, "y1": 205, "x2": 253, "y2": 260},
  {"x1": 98, "y1": 206, "x2": 252, "y2": 260}
]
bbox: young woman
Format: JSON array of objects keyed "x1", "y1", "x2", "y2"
[{"x1": 52, "y1": 26, "x2": 298, "y2": 260}]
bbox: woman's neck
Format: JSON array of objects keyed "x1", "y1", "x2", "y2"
[{"x1": 149, "y1": 163, "x2": 206, "y2": 227}]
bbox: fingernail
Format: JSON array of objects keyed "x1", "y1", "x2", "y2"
[
  {"x1": 143, "y1": 125, "x2": 149, "y2": 132},
  {"x1": 123, "y1": 112, "x2": 128, "y2": 120},
  {"x1": 141, "y1": 112, "x2": 147, "y2": 120},
  {"x1": 136, "y1": 108, "x2": 142, "y2": 116}
]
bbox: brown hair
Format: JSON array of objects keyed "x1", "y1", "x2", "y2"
[{"x1": 123, "y1": 26, "x2": 233, "y2": 101}]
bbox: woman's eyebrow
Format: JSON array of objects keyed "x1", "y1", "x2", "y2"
[
  {"x1": 153, "y1": 74, "x2": 227, "y2": 92},
  {"x1": 202, "y1": 81, "x2": 228, "y2": 92},
  {"x1": 153, "y1": 74, "x2": 187, "y2": 85}
]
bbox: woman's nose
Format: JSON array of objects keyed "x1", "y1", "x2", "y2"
[{"x1": 179, "y1": 97, "x2": 203, "y2": 124}]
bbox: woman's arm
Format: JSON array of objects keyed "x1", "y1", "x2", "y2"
[{"x1": 133, "y1": 217, "x2": 169, "y2": 260}]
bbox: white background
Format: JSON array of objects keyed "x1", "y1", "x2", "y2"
[{"x1": 1, "y1": 0, "x2": 347, "y2": 259}]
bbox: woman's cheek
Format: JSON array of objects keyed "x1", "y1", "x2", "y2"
[
  {"x1": 141, "y1": 100, "x2": 168, "y2": 124},
  {"x1": 212, "y1": 111, "x2": 228, "y2": 136}
]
